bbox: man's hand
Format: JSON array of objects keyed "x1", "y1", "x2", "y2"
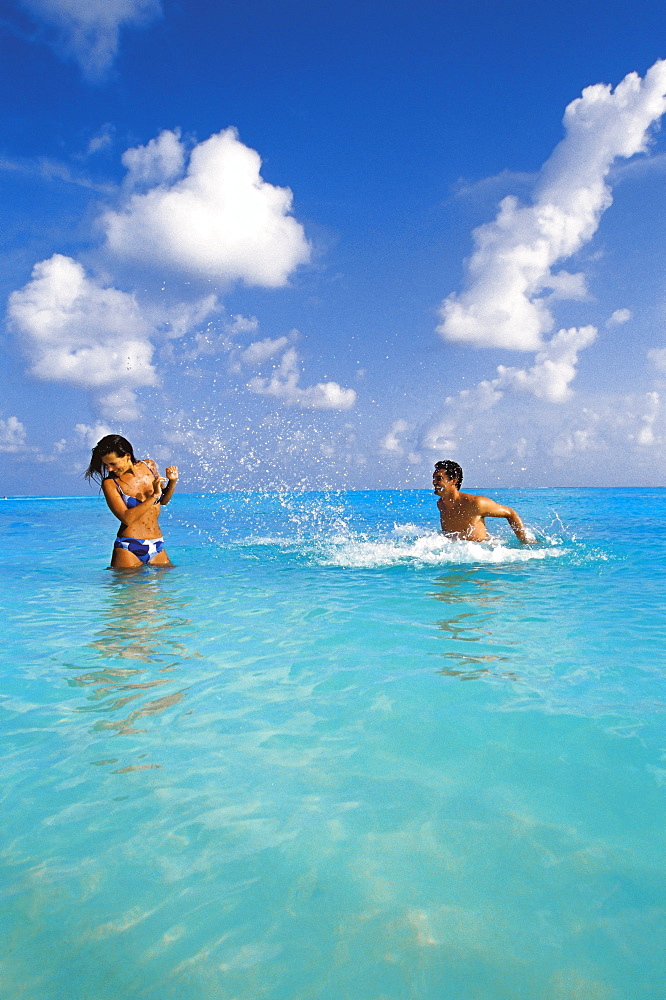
[
  {"x1": 165, "y1": 466, "x2": 179, "y2": 482},
  {"x1": 506, "y1": 510, "x2": 535, "y2": 544}
]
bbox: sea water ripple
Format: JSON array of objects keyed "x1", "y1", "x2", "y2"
[{"x1": 0, "y1": 489, "x2": 664, "y2": 1000}]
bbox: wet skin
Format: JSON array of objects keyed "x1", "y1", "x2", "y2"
[
  {"x1": 101, "y1": 452, "x2": 179, "y2": 567},
  {"x1": 432, "y1": 468, "x2": 532, "y2": 544}
]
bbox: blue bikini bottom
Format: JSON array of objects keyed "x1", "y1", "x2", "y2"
[{"x1": 114, "y1": 536, "x2": 164, "y2": 564}]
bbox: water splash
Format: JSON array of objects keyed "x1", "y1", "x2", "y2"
[{"x1": 311, "y1": 525, "x2": 565, "y2": 568}]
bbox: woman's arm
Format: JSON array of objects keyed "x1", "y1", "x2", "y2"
[
  {"x1": 159, "y1": 466, "x2": 179, "y2": 505},
  {"x1": 101, "y1": 476, "x2": 162, "y2": 525}
]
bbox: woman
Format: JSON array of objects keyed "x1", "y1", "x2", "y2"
[{"x1": 85, "y1": 434, "x2": 179, "y2": 568}]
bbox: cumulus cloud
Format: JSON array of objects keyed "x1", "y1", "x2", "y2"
[
  {"x1": 418, "y1": 64, "x2": 666, "y2": 473},
  {"x1": 494, "y1": 325, "x2": 598, "y2": 403},
  {"x1": 419, "y1": 420, "x2": 457, "y2": 455},
  {"x1": 636, "y1": 391, "x2": 661, "y2": 446},
  {"x1": 552, "y1": 392, "x2": 663, "y2": 456},
  {"x1": 380, "y1": 419, "x2": 410, "y2": 453},
  {"x1": 96, "y1": 386, "x2": 144, "y2": 421},
  {"x1": 7, "y1": 254, "x2": 157, "y2": 418},
  {"x1": 103, "y1": 128, "x2": 311, "y2": 287},
  {"x1": 438, "y1": 60, "x2": 666, "y2": 351},
  {"x1": 241, "y1": 336, "x2": 292, "y2": 365},
  {"x1": 438, "y1": 326, "x2": 596, "y2": 417},
  {"x1": 75, "y1": 422, "x2": 112, "y2": 447},
  {"x1": 248, "y1": 347, "x2": 356, "y2": 410},
  {"x1": 550, "y1": 426, "x2": 600, "y2": 458},
  {"x1": 4, "y1": 126, "x2": 323, "y2": 428},
  {"x1": 156, "y1": 295, "x2": 219, "y2": 339},
  {"x1": 414, "y1": 387, "x2": 666, "y2": 487},
  {"x1": 606, "y1": 308, "x2": 632, "y2": 327},
  {"x1": 21, "y1": 0, "x2": 161, "y2": 81},
  {"x1": 77, "y1": 122, "x2": 116, "y2": 160},
  {"x1": 444, "y1": 380, "x2": 503, "y2": 415},
  {"x1": 121, "y1": 128, "x2": 185, "y2": 188},
  {"x1": 419, "y1": 325, "x2": 597, "y2": 458},
  {"x1": 0, "y1": 416, "x2": 29, "y2": 453},
  {"x1": 84, "y1": 123, "x2": 115, "y2": 157},
  {"x1": 226, "y1": 314, "x2": 259, "y2": 336},
  {"x1": 648, "y1": 347, "x2": 666, "y2": 372}
]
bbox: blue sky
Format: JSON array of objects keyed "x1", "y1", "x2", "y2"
[{"x1": 2, "y1": 0, "x2": 666, "y2": 493}]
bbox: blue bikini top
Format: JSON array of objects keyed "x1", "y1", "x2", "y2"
[
  {"x1": 109, "y1": 462, "x2": 159, "y2": 508},
  {"x1": 116, "y1": 484, "x2": 141, "y2": 508}
]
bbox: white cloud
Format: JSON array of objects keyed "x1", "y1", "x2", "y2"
[
  {"x1": 648, "y1": 347, "x2": 666, "y2": 372},
  {"x1": 414, "y1": 386, "x2": 666, "y2": 486},
  {"x1": 419, "y1": 64, "x2": 666, "y2": 475},
  {"x1": 96, "y1": 387, "x2": 144, "y2": 422},
  {"x1": 85, "y1": 123, "x2": 115, "y2": 157},
  {"x1": 103, "y1": 128, "x2": 311, "y2": 287},
  {"x1": 636, "y1": 391, "x2": 661, "y2": 445},
  {"x1": 0, "y1": 154, "x2": 114, "y2": 193},
  {"x1": 241, "y1": 336, "x2": 292, "y2": 365},
  {"x1": 247, "y1": 347, "x2": 356, "y2": 410},
  {"x1": 494, "y1": 325, "x2": 598, "y2": 403},
  {"x1": 380, "y1": 419, "x2": 409, "y2": 453},
  {"x1": 6, "y1": 252, "x2": 223, "y2": 421},
  {"x1": 0, "y1": 416, "x2": 29, "y2": 453},
  {"x1": 551, "y1": 392, "x2": 662, "y2": 455},
  {"x1": 550, "y1": 425, "x2": 600, "y2": 458},
  {"x1": 606, "y1": 308, "x2": 632, "y2": 327},
  {"x1": 7, "y1": 254, "x2": 157, "y2": 419},
  {"x1": 420, "y1": 325, "x2": 597, "y2": 458},
  {"x1": 438, "y1": 60, "x2": 666, "y2": 351},
  {"x1": 226, "y1": 314, "x2": 259, "y2": 336},
  {"x1": 420, "y1": 420, "x2": 457, "y2": 454},
  {"x1": 444, "y1": 380, "x2": 503, "y2": 414},
  {"x1": 156, "y1": 295, "x2": 219, "y2": 339},
  {"x1": 121, "y1": 129, "x2": 185, "y2": 188},
  {"x1": 21, "y1": 0, "x2": 161, "y2": 81},
  {"x1": 74, "y1": 422, "x2": 113, "y2": 448}
]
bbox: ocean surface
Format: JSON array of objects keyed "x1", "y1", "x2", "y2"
[{"x1": 1, "y1": 488, "x2": 664, "y2": 1000}]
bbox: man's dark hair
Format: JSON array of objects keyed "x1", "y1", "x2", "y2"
[{"x1": 434, "y1": 460, "x2": 463, "y2": 488}]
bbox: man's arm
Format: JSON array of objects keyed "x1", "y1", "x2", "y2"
[{"x1": 477, "y1": 496, "x2": 534, "y2": 544}]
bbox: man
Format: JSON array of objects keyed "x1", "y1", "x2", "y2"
[{"x1": 433, "y1": 460, "x2": 533, "y2": 543}]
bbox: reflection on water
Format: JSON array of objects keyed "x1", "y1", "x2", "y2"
[
  {"x1": 429, "y1": 567, "x2": 521, "y2": 682},
  {"x1": 67, "y1": 571, "x2": 198, "y2": 768}
]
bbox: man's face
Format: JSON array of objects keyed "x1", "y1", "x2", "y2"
[{"x1": 432, "y1": 468, "x2": 452, "y2": 493}]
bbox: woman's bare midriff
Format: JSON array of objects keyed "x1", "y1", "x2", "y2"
[
  {"x1": 117, "y1": 509, "x2": 162, "y2": 538},
  {"x1": 114, "y1": 462, "x2": 163, "y2": 538}
]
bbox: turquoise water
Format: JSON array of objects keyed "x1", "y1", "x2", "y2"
[{"x1": 1, "y1": 489, "x2": 664, "y2": 1000}]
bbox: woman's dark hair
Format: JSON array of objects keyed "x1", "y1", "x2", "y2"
[{"x1": 85, "y1": 434, "x2": 136, "y2": 484}]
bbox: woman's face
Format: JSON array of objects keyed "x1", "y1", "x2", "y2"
[{"x1": 101, "y1": 451, "x2": 133, "y2": 476}]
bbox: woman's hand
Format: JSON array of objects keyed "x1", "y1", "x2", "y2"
[
  {"x1": 165, "y1": 466, "x2": 179, "y2": 482},
  {"x1": 151, "y1": 475, "x2": 164, "y2": 499}
]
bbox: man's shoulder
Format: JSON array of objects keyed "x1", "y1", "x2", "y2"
[{"x1": 459, "y1": 490, "x2": 490, "y2": 506}]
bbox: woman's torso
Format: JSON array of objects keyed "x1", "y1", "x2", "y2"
[{"x1": 107, "y1": 461, "x2": 162, "y2": 538}]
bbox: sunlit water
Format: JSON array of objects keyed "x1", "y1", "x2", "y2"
[{"x1": 1, "y1": 489, "x2": 664, "y2": 1000}]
